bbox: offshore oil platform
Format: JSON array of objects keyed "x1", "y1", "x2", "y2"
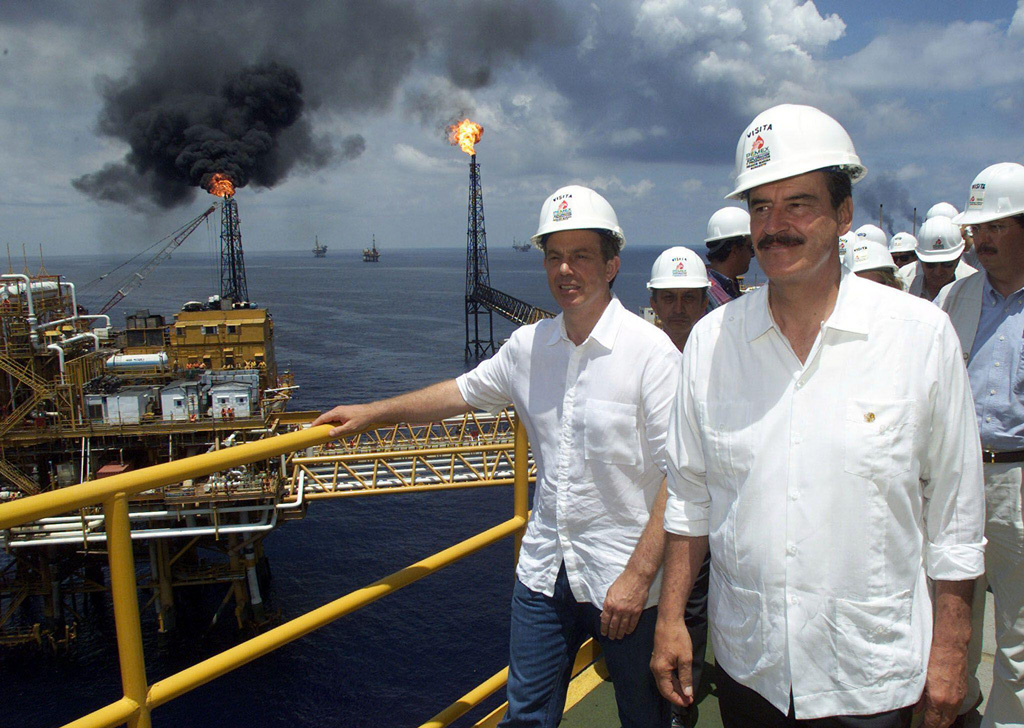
[{"x1": 0, "y1": 176, "x2": 303, "y2": 646}]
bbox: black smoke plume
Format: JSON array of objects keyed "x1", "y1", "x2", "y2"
[
  {"x1": 74, "y1": 61, "x2": 351, "y2": 208},
  {"x1": 854, "y1": 172, "x2": 915, "y2": 235},
  {"x1": 73, "y1": 0, "x2": 563, "y2": 210}
]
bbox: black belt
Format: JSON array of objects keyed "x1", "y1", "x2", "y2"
[{"x1": 981, "y1": 449, "x2": 1024, "y2": 464}]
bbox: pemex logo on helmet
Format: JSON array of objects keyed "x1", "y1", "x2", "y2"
[
  {"x1": 932, "y1": 239, "x2": 944, "y2": 250},
  {"x1": 745, "y1": 134, "x2": 771, "y2": 171},
  {"x1": 553, "y1": 199, "x2": 572, "y2": 222}
]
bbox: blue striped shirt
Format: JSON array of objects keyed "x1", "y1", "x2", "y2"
[{"x1": 968, "y1": 277, "x2": 1024, "y2": 450}]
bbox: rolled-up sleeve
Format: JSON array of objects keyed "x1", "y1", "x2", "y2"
[
  {"x1": 921, "y1": 321, "x2": 986, "y2": 580},
  {"x1": 456, "y1": 338, "x2": 515, "y2": 414},
  {"x1": 664, "y1": 331, "x2": 711, "y2": 537},
  {"x1": 640, "y1": 344, "x2": 682, "y2": 473}
]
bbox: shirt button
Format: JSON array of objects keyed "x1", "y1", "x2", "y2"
[
  {"x1": 790, "y1": 491, "x2": 799, "y2": 501},
  {"x1": 1000, "y1": 336, "x2": 1006, "y2": 341},
  {"x1": 995, "y1": 362, "x2": 1001, "y2": 367},
  {"x1": 986, "y1": 416, "x2": 993, "y2": 422},
  {"x1": 787, "y1": 544, "x2": 797, "y2": 556},
  {"x1": 790, "y1": 596, "x2": 799, "y2": 605},
  {"x1": 991, "y1": 389, "x2": 997, "y2": 395}
]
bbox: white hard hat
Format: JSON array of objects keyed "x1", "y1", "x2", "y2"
[
  {"x1": 838, "y1": 234, "x2": 851, "y2": 260},
  {"x1": 531, "y1": 185, "x2": 625, "y2": 250},
  {"x1": 854, "y1": 224, "x2": 888, "y2": 247},
  {"x1": 648, "y1": 246, "x2": 711, "y2": 290},
  {"x1": 951, "y1": 163, "x2": 1024, "y2": 226},
  {"x1": 704, "y1": 207, "x2": 751, "y2": 244},
  {"x1": 727, "y1": 104, "x2": 866, "y2": 200},
  {"x1": 925, "y1": 202, "x2": 959, "y2": 220},
  {"x1": 915, "y1": 215, "x2": 964, "y2": 263},
  {"x1": 845, "y1": 238, "x2": 897, "y2": 274},
  {"x1": 888, "y1": 232, "x2": 918, "y2": 253}
]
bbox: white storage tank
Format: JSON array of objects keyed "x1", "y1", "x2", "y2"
[{"x1": 105, "y1": 352, "x2": 169, "y2": 370}]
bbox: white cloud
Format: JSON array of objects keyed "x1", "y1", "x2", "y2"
[
  {"x1": 631, "y1": 0, "x2": 845, "y2": 111},
  {"x1": 833, "y1": 20, "x2": 1024, "y2": 92},
  {"x1": 1010, "y1": 0, "x2": 1024, "y2": 37},
  {"x1": 582, "y1": 175, "x2": 655, "y2": 198},
  {"x1": 392, "y1": 144, "x2": 457, "y2": 173},
  {"x1": 896, "y1": 164, "x2": 926, "y2": 182}
]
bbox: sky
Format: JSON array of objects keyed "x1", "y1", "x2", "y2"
[{"x1": 1, "y1": 0, "x2": 1023, "y2": 259}]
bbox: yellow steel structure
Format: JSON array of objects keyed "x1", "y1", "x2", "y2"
[
  {"x1": 285, "y1": 408, "x2": 537, "y2": 499},
  {"x1": 0, "y1": 418, "x2": 603, "y2": 728}
]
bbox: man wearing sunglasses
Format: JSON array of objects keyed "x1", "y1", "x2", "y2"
[
  {"x1": 900, "y1": 215, "x2": 977, "y2": 301},
  {"x1": 889, "y1": 231, "x2": 918, "y2": 270},
  {"x1": 936, "y1": 162, "x2": 1024, "y2": 728}
]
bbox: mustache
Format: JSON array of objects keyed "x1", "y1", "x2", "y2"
[
  {"x1": 756, "y1": 233, "x2": 805, "y2": 249},
  {"x1": 977, "y1": 245, "x2": 998, "y2": 255}
]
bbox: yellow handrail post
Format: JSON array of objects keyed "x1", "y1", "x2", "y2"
[
  {"x1": 104, "y1": 493, "x2": 151, "y2": 728},
  {"x1": 512, "y1": 416, "x2": 529, "y2": 564}
]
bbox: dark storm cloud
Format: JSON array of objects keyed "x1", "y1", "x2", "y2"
[
  {"x1": 854, "y1": 172, "x2": 915, "y2": 235},
  {"x1": 73, "y1": 0, "x2": 564, "y2": 209}
]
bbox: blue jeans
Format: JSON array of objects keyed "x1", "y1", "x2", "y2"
[{"x1": 500, "y1": 564, "x2": 671, "y2": 728}]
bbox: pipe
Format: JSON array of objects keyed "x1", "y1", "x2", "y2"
[
  {"x1": 60, "y1": 280, "x2": 77, "y2": 313},
  {"x1": 32, "y1": 503, "x2": 276, "y2": 524},
  {"x1": 1, "y1": 274, "x2": 40, "y2": 349},
  {"x1": 46, "y1": 332, "x2": 100, "y2": 381},
  {"x1": 7, "y1": 507, "x2": 277, "y2": 547},
  {"x1": 276, "y1": 470, "x2": 305, "y2": 511},
  {"x1": 34, "y1": 313, "x2": 110, "y2": 333},
  {"x1": 47, "y1": 344, "x2": 65, "y2": 381}
]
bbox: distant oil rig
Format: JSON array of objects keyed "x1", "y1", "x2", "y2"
[
  {"x1": 313, "y1": 237, "x2": 327, "y2": 258},
  {"x1": 362, "y1": 235, "x2": 380, "y2": 263}
]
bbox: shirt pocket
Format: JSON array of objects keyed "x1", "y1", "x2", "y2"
[
  {"x1": 583, "y1": 399, "x2": 641, "y2": 467},
  {"x1": 703, "y1": 402, "x2": 759, "y2": 482},
  {"x1": 708, "y1": 568, "x2": 766, "y2": 678},
  {"x1": 835, "y1": 590, "x2": 916, "y2": 687},
  {"x1": 842, "y1": 399, "x2": 916, "y2": 481}
]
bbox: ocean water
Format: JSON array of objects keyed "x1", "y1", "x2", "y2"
[{"x1": 1, "y1": 244, "x2": 758, "y2": 727}]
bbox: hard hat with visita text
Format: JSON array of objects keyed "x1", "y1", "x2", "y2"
[
  {"x1": 854, "y1": 224, "x2": 888, "y2": 247},
  {"x1": 648, "y1": 247, "x2": 711, "y2": 290},
  {"x1": 531, "y1": 185, "x2": 625, "y2": 251},
  {"x1": 951, "y1": 163, "x2": 1024, "y2": 226},
  {"x1": 889, "y1": 232, "x2": 918, "y2": 253},
  {"x1": 727, "y1": 104, "x2": 866, "y2": 200}
]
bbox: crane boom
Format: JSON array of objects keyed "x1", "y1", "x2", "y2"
[{"x1": 99, "y1": 204, "x2": 217, "y2": 315}]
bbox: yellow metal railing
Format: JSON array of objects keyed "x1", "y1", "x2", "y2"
[{"x1": 0, "y1": 419, "x2": 547, "y2": 728}]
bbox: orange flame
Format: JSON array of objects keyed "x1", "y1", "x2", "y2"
[
  {"x1": 206, "y1": 173, "x2": 235, "y2": 198},
  {"x1": 447, "y1": 118, "x2": 484, "y2": 156}
]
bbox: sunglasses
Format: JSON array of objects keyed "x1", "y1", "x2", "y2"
[
  {"x1": 921, "y1": 260, "x2": 958, "y2": 269},
  {"x1": 891, "y1": 253, "x2": 915, "y2": 266}
]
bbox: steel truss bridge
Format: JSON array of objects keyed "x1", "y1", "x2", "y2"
[{"x1": 284, "y1": 408, "x2": 536, "y2": 499}]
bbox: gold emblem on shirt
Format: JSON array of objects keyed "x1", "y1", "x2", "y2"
[{"x1": 864, "y1": 412, "x2": 876, "y2": 423}]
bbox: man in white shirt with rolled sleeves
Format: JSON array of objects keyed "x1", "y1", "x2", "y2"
[
  {"x1": 316, "y1": 185, "x2": 679, "y2": 728},
  {"x1": 650, "y1": 104, "x2": 986, "y2": 728}
]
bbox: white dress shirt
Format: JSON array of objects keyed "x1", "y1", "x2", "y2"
[
  {"x1": 457, "y1": 296, "x2": 680, "y2": 609},
  {"x1": 664, "y1": 271, "x2": 985, "y2": 718}
]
